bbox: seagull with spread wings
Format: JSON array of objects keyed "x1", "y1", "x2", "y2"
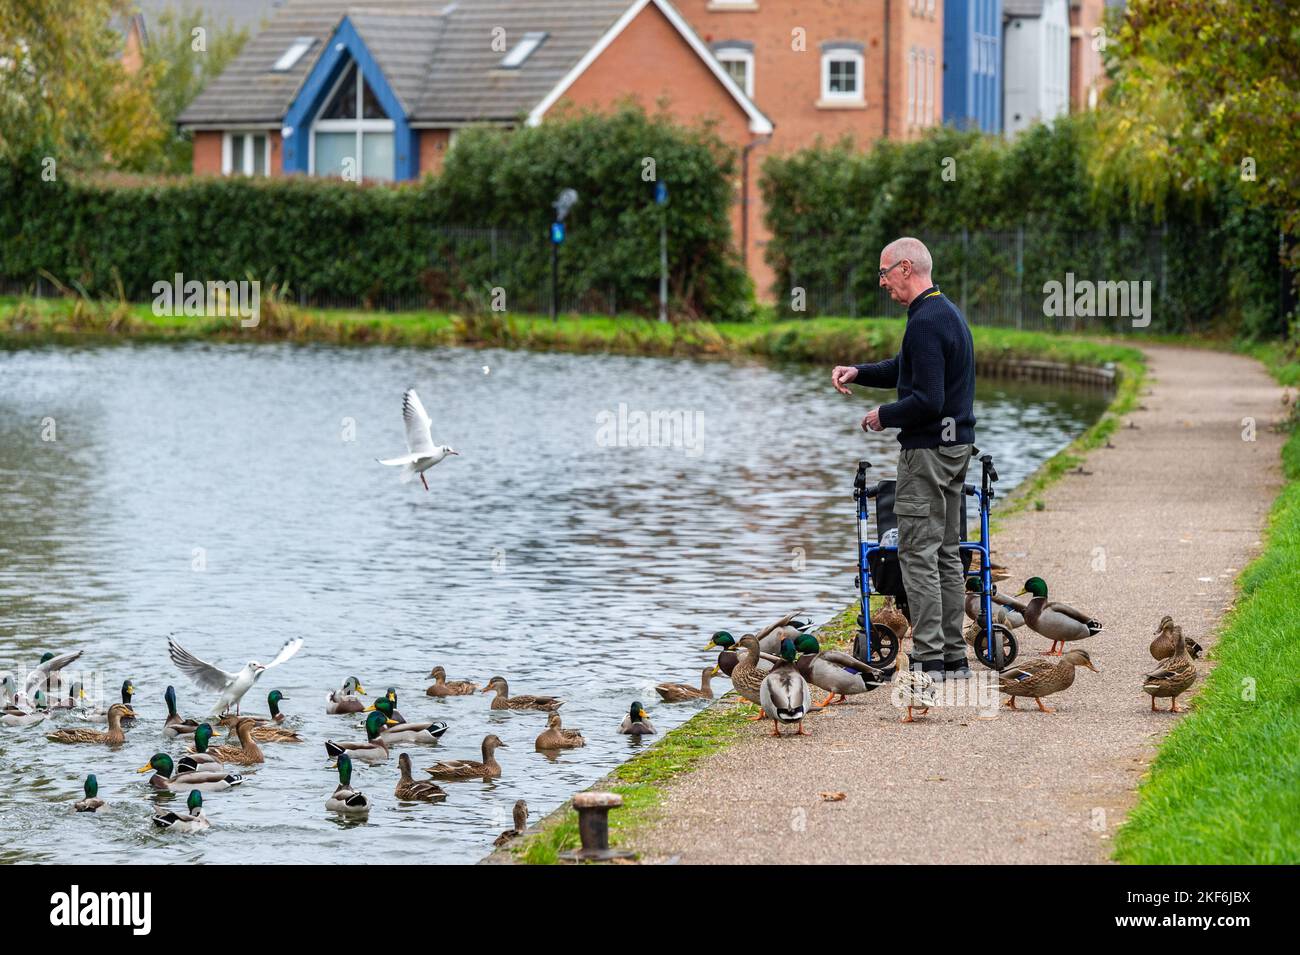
[
  {"x1": 168, "y1": 636, "x2": 303, "y2": 716},
  {"x1": 376, "y1": 388, "x2": 459, "y2": 490}
]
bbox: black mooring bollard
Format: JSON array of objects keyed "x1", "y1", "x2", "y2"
[{"x1": 559, "y1": 791, "x2": 635, "y2": 862}]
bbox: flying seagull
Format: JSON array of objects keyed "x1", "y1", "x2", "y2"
[
  {"x1": 168, "y1": 636, "x2": 303, "y2": 716},
  {"x1": 376, "y1": 388, "x2": 459, "y2": 490}
]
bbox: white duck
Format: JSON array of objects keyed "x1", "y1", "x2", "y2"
[
  {"x1": 168, "y1": 635, "x2": 303, "y2": 716},
  {"x1": 376, "y1": 388, "x2": 459, "y2": 490}
]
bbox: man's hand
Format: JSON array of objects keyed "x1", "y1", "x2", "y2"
[
  {"x1": 831, "y1": 365, "x2": 858, "y2": 395},
  {"x1": 862, "y1": 407, "x2": 884, "y2": 432}
]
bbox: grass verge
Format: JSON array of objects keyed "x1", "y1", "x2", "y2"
[{"x1": 1114, "y1": 341, "x2": 1299, "y2": 864}]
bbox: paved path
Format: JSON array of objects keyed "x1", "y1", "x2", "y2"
[{"x1": 626, "y1": 345, "x2": 1287, "y2": 864}]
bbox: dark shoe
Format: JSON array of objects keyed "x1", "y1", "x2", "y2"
[
  {"x1": 944, "y1": 657, "x2": 973, "y2": 680},
  {"x1": 920, "y1": 659, "x2": 946, "y2": 683}
]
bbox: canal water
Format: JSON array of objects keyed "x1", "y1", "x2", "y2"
[{"x1": 0, "y1": 343, "x2": 1106, "y2": 863}]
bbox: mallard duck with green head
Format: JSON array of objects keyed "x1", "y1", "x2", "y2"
[
  {"x1": 326, "y1": 753, "x2": 371, "y2": 815},
  {"x1": 426, "y1": 666, "x2": 477, "y2": 697},
  {"x1": 153, "y1": 790, "x2": 210, "y2": 833},
  {"x1": 1016, "y1": 577, "x2": 1103, "y2": 655},
  {"x1": 366, "y1": 696, "x2": 448, "y2": 744},
  {"x1": 655, "y1": 665, "x2": 717, "y2": 702},
  {"x1": 139, "y1": 752, "x2": 243, "y2": 792},
  {"x1": 1143, "y1": 626, "x2": 1197, "y2": 712},
  {"x1": 163, "y1": 685, "x2": 200, "y2": 738},
  {"x1": 73, "y1": 774, "x2": 108, "y2": 813},
  {"x1": 181, "y1": 722, "x2": 227, "y2": 771},
  {"x1": 394, "y1": 752, "x2": 446, "y2": 802},
  {"x1": 326, "y1": 676, "x2": 367, "y2": 715},
  {"x1": 47, "y1": 703, "x2": 135, "y2": 745},
  {"x1": 618, "y1": 701, "x2": 656, "y2": 736},
  {"x1": 760, "y1": 638, "x2": 813, "y2": 736},
  {"x1": 998, "y1": 648, "x2": 1100, "y2": 712},
  {"x1": 424, "y1": 734, "x2": 506, "y2": 781},
  {"x1": 325, "y1": 710, "x2": 398, "y2": 764},
  {"x1": 791, "y1": 633, "x2": 885, "y2": 708},
  {"x1": 481, "y1": 676, "x2": 562, "y2": 711}
]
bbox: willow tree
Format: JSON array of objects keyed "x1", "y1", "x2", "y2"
[{"x1": 1090, "y1": 0, "x2": 1299, "y2": 318}]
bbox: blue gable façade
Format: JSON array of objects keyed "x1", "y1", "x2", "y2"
[
  {"x1": 280, "y1": 16, "x2": 418, "y2": 180},
  {"x1": 943, "y1": 0, "x2": 1002, "y2": 134}
]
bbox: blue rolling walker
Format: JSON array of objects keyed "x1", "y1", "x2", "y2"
[{"x1": 851, "y1": 451, "x2": 1018, "y2": 672}]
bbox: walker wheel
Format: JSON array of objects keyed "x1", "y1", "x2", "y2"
[
  {"x1": 854, "y1": 622, "x2": 900, "y2": 669},
  {"x1": 974, "y1": 624, "x2": 1018, "y2": 670}
]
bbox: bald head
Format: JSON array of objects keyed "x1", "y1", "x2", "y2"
[
  {"x1": 881, "y1": 237, "x2": 932, "y2": 277},
  {"x1": 878, "y1": 237, "x2": 935, "y2": 306}
]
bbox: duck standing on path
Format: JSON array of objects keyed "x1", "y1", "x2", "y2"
[
  {"x1": 727, "y1": 635, "x2": 771, "y2": 721},
  {"x1": 1016, "y1": 577, "x2": 1103, "y2": 655},
  {"x1": 394, "y1": 752, "x2": 446, "y2": 802},
  {"x1": 873, "y1": 596, "x2": 911, "y2": 640},
  {"x1": 1143, "y1": 626, "x2": 1197, "y2": 712},
  {"x1": 47, "y1": 703, "x2": 134, "y2": 745},
  {"x1": 426, "y1": 666, "x2": 476, "y2": 697},
  {"x1": 998, "y1": 649, "x2": 1100, "y2": 713},
  {"x1": 481, "y1": 676, "x2": 562, "y2": 712},
  {"x1": 892, "y1": 652, "x2": 937, "y2": 723},
  {"x1": 425, "y1": 734, "x2": 506, "y2": 781},
  {"x1": 375, "y1": 387, "x2": 460, "y2": 491},
  {"x1": 168, "y1": 635, "x2": 303, "y2": 716},
  {"x1": 326, "y1": 753, "x2": 371, "y2": 816},
  {"x1": 791, "y1": 634, "x2": 885, "y2": 708},
  {"x1": 535, "y1": 712, "x2": 585, "y2": 750},
  {"x1": 656, "y1": 666, "x2": 717, "y2": 702},
  {"x1": 153, "y1": 790, "x2": 211, "y2": 833},
  {"x1": 1150, "y1": 616, "x2": 1204, "y2": 660},
  {"x1": 760, "y1": 638, "x2": 813, "y2": 737},
  {"x1": 327, "y1": 676, "x2": 367, "y2": 714}
]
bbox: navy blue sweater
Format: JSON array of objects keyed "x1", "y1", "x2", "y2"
[{"x1": 854, "y1": 286, "x2": 976, "y2": 449}]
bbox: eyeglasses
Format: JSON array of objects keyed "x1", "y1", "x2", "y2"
[{"x1": 878, "y1": 260, "x2": 907, "y2": 280}]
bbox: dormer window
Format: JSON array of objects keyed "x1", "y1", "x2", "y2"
[
  {"x1": 272, "y1": 37, "x2": 315, "y2": 72},
  {"x1": 500, "y1": 32, "x2": 547, "y2": 69}
]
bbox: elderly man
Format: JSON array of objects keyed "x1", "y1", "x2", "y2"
[{"x1": 831, "y1": 237, "x2": 976, "y2": 680}]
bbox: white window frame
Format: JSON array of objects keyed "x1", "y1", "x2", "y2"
[
  {"x1": 271, "y1": 37, "x2": 315, "y2": 72},
  {"x1": 713, "y1": 44, "x2": 755, "y2": 99},
  {"x1": 308, "y1": 61, "x2": 395, "y2": 181},
  {"x1": 500, "y1": 31, "x2": 547, "y2": 69},
  {"x1": 820, "y1": 48, "x2": 864, "y2": 104},
  {"x1": 222, "y1": 130, "x2": 271, "y2": 176}
]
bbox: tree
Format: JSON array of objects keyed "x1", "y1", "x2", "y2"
[
  {"x1": 141, "y1": 7, "x2": 250, "y2": 173},
  {"x1": 1090, "y1": 0, "x2": 1300, "y2": 312},
  {"x1": 0, "y1": 0, "x2": 162, "y2": 169}
]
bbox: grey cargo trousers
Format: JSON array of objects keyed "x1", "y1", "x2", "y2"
[{"x1": 895, "y1": 444, "x2": 973, "y2": 663}]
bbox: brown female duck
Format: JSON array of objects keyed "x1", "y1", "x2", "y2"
[
  {"x1": 395, "y1": 752, "x2": 447, "y2": 801},
  {"x1": 534, "y1": 712, "x2": 585, "y2": 750},
  {"x1": 426, "y1": 666, "x2": 477, "y2": 697},
  {"x1": 1143, "y1": 626, "x2": 1197, "y2": 711},
  {"x1": 424, "y1": 734, "x2": 506, "y2": 781},
  {"x1": 655, "y1": 665, "x2": 717, "y2": 702},
  {"x1": 1149, "y1": 616, "x2": 1203, "y2": 660},
  {"x1": 480, "y1": 676, "x2": 562, "y2": 712},
  {"x1": 998, "y1": 648, "x2": 1100, "y2": 712},
  {"x1": 47, "y1": 703, "x2": 134, "y2": 744}
]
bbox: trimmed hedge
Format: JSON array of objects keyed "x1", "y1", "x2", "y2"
[
  {"x1": 761, "y1": 119, "x2": 1285, "y2": 336},
  {"x1": 0, "y1": 106, "x2": 752, "y2": 320}
]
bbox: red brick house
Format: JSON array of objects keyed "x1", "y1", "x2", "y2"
[{"x1": 179, "y1": 0, "x2": 939, "y2": 300}]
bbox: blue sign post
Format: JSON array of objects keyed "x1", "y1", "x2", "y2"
[{"x1": 656, "y1": 181, "x2": 668, "y2": 323}]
